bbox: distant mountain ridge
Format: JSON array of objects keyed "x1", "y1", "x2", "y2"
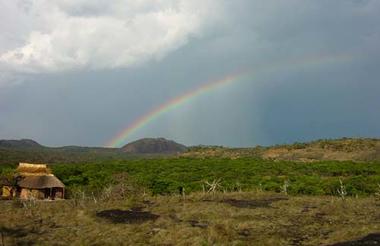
[
  {"x1": 0, "y1": 137, "x2": 188, "y2": 164},
  {"x1": 0, "y1": 139, "x2": 43, "y2": 148},
  {"x1": 0, "y1": 137, "x2": 379, "y2": 164},
  {"x1": 121, "y1": 138, "x2": 188, "y2": 154}
]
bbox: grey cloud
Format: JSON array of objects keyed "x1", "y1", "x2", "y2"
[
  {"x1": 0, "y1": 0, "x2": 222, "y2": 78},
  {"x1": 0, "y1": 0, "x2": 379, "y2": 147}
]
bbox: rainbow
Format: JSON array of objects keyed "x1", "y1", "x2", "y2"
[
  {"x1": 106, "y1": 71, "x2": 248, "y2": 147},
  {"x1": 106, "y1": 54, "x2": 353, "y2": 147}
]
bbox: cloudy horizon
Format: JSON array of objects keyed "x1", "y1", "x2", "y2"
[{"x1": 0, "y1": 0, "x2": 379, "y2": 147}]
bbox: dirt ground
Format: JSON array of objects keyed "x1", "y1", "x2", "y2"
[{"x1": 1, "y1": 192, "x2": 380, "y2": 245}]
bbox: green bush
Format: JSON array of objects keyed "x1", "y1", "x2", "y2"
[{"x1": 1, "y1": 158, "x2": 380, "y2": 196}]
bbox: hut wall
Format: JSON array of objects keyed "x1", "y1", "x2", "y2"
[
  {"x1": 2, "y1": 186, "x2": 14, "y2": 199},
  {"x1": 20, "y1": 188, "x2": 45, "y2": 200},
  {"x1": 19, "y1": 188, "x2": 29, "y2": 199}
]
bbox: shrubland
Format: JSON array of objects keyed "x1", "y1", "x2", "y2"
[
  {"x1": 1, "y1": 156, "x2": 380, "y2": 244},
  {"x1": 2, "y1": 158, "x2": 379, "y2": 197},
  {"x1": 53, "y1": 158, "x2": 380, "y2": 197}
]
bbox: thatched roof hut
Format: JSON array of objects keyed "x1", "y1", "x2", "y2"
[
  {"x1": 18, "y1": 175, "x2": 64, "y2": 189},
  {"x1": 15, "y1": 163, "x2": 64, "y2": 200}
]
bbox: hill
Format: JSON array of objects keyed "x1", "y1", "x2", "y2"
[
  {"x1": 260, "y1": 138, "x2": 380, "y2": 161},
  {"x1": 0, "y1": 139, "x2": 43, "y2": 148},
  {"x1": 0, "y1": 138, "x2": 184, "y2": 165},
  {"x1": 183, "y1": 138, "x2": 380, "y2": 162},
  {"x1": 121, "y1": 138, "x2": 187, "y2": 154},
  {"x1": 0, "y1": 137, "x2": 378, "y2": 164}
]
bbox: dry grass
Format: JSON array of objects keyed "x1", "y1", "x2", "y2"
[
  {"x1": 183, "y1": 138, "x2": 380, "y2": 162},
  {"x1": 1, "y1": 192, "x2": 380, "y2": 245},
  {"x1": 16, "y1": 163, "x2": 51, "y2": 176}
]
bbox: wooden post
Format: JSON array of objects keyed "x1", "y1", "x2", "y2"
[{"x1": 1, "y1": 231, "x2": 4, "y2": 246}]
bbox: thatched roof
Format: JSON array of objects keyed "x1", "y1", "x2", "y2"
[
  {"x1": 16, "y1": 163, "x2": 51, "y2": 176},
  {"x1": 17, "y1": 175, "x2": 65, "y2": 189}
]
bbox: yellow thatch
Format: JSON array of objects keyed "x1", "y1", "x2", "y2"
[
  {"x1": 16, "y1": 163, "x2": 51, "y2": 176},
  {"x1": 18, "y1": 175, "x2": 65, "y2": 189},
  {"x1": 2, "y1": 186, "x2": 14, "y2": 198}
]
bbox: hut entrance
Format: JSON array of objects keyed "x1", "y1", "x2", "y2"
[
  {"x1": 44, "y1": 188, "x2": 51, "y2": 199},
  {"x1": 43, "y1": 187, "x2": 64, "y2": 200}
]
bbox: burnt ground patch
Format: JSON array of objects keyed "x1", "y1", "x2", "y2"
[
  {"x1": 328, "y1": 233, "x2": 380, "y2": 246},
  {"x1": 187, "y1": 220, "x2": 208, "y2": 229},
  {"x1": 222, "y1": 197, "x2": 288, "y2": 209},
  {"x1": 0, "y1": 226, "x2": 30, "y2": 238},
  {"x1": 96, "y1": 209, "x2": 159, "y2": 224},
  {"x1": 0, "y1": 226, "x2": 38, "y2": 245}
]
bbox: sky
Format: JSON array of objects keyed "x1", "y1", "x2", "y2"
[{"x1": 0, "y1": 0, "x2": 379, "y2": 147}]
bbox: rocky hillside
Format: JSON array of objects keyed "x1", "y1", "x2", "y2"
[
  {"x1": 121, "y1": 138, "x2": 187, "y2": 154},
  {"x1": 260, "y1": 138, "x2": 380, "y2": 162},
  {"x1": 183, "y1": 138, "x2": 380, "y2": 162}
]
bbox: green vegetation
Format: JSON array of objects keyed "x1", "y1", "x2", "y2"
[
  {"x1": 3, "y1": 158, "x2": 379, "y2": 197},
  {"x1": 1, "y1": 138, "x2": 380, "y2": 245}
]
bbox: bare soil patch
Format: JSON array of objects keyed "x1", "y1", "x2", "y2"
[
  {"x1": 329, "y1": 233, "x2": 380, "y2": 246},
  {"x1": 222, "y1": 197, "x2": 288, "y2": 208},
  {"x1": 96, "y1": 208, "x2": 159, "y2": 224}
]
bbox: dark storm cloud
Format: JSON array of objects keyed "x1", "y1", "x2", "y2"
[{"x1": 0, "y1": 0, "x2": 379, "y2": 147}]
